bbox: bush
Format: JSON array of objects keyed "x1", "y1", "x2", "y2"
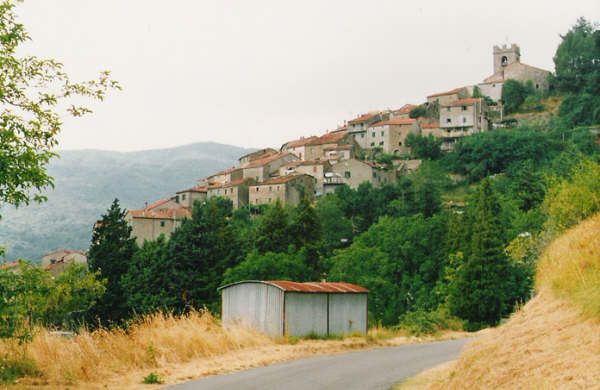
[
  {"x1": 398, "y1": 309, "x2": 463, "y2": 336},
  {"x1": 142, "y1": 372, "x2": 163, "y2": 384}
]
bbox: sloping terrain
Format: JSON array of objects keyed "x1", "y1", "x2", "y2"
[
  {"x1": 402, "y1": 213, "x2": 600, "y2": 389},
  {"x1": 0, "y1": 142, "x2": 252, "y2": 261}
]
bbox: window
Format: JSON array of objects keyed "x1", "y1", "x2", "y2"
[
  {"x1": 313, "y1": 166, "x2": 317, "y2": 173},
  {"x1": 344, "y1": 171, "x2": 351, "y2": 178},
  {"x1": 492, "y1": 83, "x2": 496, "y2": 87},
  {"x1": 379, "y1": 141, "x2": 384, "y2": 146},
  {"x1": 299, "y1": 152, "x2": 303, "y2": 159},
  {"x1": 447, "y1": 107, "x2": 451, "y2": 112},
  {"x1": 372, "y1": 172, "x2": 377, "y2": 178},
  {"x1": 535, "y1": 83, "x2": 539, "y2": 89},
  {"x1": 268, "y1": 198, "x2": 272, "y2": 203},
  {"x1": 360, "y1": 134, "x2": 365, "y2": 138},
  {"x1": 182, "y1": 194, "x2": 186, "y2": 201},
  {"x1": 446, "y1": 118, "x2": 451, "y2": 124},
  {"x1": 398, "y1": 141, "x2": 402, "y2": 146},
  {"x1": 462, "y1": 117, "x2": 467, "y2": 124},
  {"x1": 256, "y1": 187, "x2": 259, "y2": 192},
  {"x1": 370, "y1": 142, "x2": 375, "y2": 146},
  {"x1": 461, "y1": 106, "x2": 467, "y2": 111},
  {"x1": 277, "y1": 186, "x2": 280, "y2": 190},
  {"x1": 175, "y1": 195, "x2": 180, "y2": 203},
  {"x1": 381, "y1": 131, "x2": 384, "y2": 136},
  {"x1": 269, "y1": 186, "x2": 272, "y2": 192},
  {"x1": 160, "y1": 221, "x2": 165, "y2": 227},
  {"x1": 371, "y1": 132, "x2": 375, "y2": 137}
]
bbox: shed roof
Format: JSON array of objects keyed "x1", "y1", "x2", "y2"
[{"x1": 218, "y1": 280, "x2": 368, "y2": 293}]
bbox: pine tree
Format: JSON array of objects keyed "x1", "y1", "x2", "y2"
[
  {"x1": 289, "y1": 196, "x2": 323, "y2": 278},
  {"x1": 255, "y1": 200, "x2": 291, "y2": 253},
  {"x1": 88, "y1": 199, "x2": 137, "y2": 324},
  {"x1": 447, "y1": 179, "x2": 514, "y2": 328}
]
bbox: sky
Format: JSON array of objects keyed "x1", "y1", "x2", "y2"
[{"x1": 16, "y1": 0, "x2": 600, "y2": 152}]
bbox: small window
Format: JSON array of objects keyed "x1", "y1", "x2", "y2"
[
  {"x1": 535, "y1": 83, "x2": 539, "y2": 89},
  {"x1": 313, "y1": 166, "x2": 317, "y2": 173},
  {"x1": 344, "y1": 171, "x2": 351, "y2": 179},
  {"x1": 372, "y1": 172, "x2": 377, "y2": 178},
  {"x1": 398, "y1": 141, "x2": 402, "y2": 146},
  {"x1": 269, "y1": 186, "x2": 272, "y2": 192},
  {"x1": 492, "y1": 83, "x2": 496, "y2": 87},
  {"x1": 381, "y1": 131, "x2": 384, "y2": 136},
  {"x1": 268, "y1": 198, "x2": 272, "y2": 203},
  {"x1": 299, "y1": 152, "x2": 303, "y2": 159},
  {"x1": 360, "y1": 134, "x2": 365, "y2": 138},
  {"x1": 461, "y1": 106, "x2": 467, "y2": 111},
  {"x1": 182, "y1": 194, "x2": 186, "y2": 201},
  {"x1": 256, "y1": 187, "x2": 259, "y2": 192},
  {"x1": 462, "y1": 117, "x2": 467, "y2": 124},
  {"x1": 277, "y1": 186, "x2": 280, "y2": 190},
  {"x1": 371, "y1": 132, "x2": 375, "y2": 137},
  {"x1": 446, "y1": 118, "x2": 452, "y2": 124},
  {"x1": 379, "y1": 141, "x2": 384, "y2": 146},
  {"x1": 447, "y1": 107, "x2": 451, "y2": 112},
  {"x1": 370, "y1": 142, "x2": 375, "y2": 146},
  {"x1": 160, "y1": 221, "x2": 165, "y2": 227},
  {"x1": 175, "y1": 195, "x2": 180, "y2": 203}
]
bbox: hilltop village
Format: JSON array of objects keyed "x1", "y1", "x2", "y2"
[{"x1": 127, "y1": 43, "x2": 551, "y2": 245}]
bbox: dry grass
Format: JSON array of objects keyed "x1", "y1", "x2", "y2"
[
  {"x1": 399, "y1": 213, "x2": 600, "y2": 389},
  {"x1": 0, "y1": 310, "x2": 469, "y2": 389}
]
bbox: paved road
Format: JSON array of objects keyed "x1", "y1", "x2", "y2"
[{"x1": 169, "y1": 338, "x2": 469, "y2": 390}]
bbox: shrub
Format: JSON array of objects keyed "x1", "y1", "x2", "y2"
[
  {"x1": 398, "y1": 309, "x2": 463, "y2": 336},
  {"x1": 142, "y1": 372, "x2": 163, "y2": 384}
]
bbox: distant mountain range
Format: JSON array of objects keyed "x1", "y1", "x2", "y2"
[{"x1": 0, "y1": 142, "x2": 253, "y2": 261}]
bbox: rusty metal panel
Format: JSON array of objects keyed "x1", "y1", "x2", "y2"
[
  {"x1": 328, "y1": 293, "x2": 368, "y2": 335},
  {"x1": 284, "y1": 292, "x2": 328, "y2": 337},
  {"x1": 221, "y1": 282, "x2": 284, "y2": 337},
  {"x1": 267, "y1": 280, "x2": 368, "y2": 293}
]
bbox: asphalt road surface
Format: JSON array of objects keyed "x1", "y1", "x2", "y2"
[{"x1": 169, "y1": 338, "x2": 469, "y2": 390}]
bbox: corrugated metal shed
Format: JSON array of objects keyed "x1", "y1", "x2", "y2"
[{"x1": 219, "y1": 280, "x2": 368, "y2": 337}]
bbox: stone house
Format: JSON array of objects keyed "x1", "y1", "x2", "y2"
[
  {"x1": 426, "y1": 87, "x2": 469, "y2": 107},
  {"x1": 249, "y1": 174, "x2": 315, "y2": 207},
  {"x1": 365, "y1": 118, "x2": 419, "y2": 155},
  {"x1": 279, "y1": 159, "x2": 332, "y2": 196},
  {"x1": 477, "y1": 44, "x2": 551, "y2": 101},
  {"x1": 207, "y1": 178, "x2": 255, "y2": 209},
  {"x1": 281, "y1": 137, "x2": 319, "y2": 160},
  {"x1": 323, "y1": 144, "x2": 354, "y2": 164},
  {"x1": 175, "y1": 185, "x2": 207, "y2": 208},
  {"x1": 126, "y1": 205, "x2": 192, "y2": 246},
  {"x1": 420, "y1": 121, "x2": 456, "y2": 152},
  {"x1": 41, "y1": 249, "x2": 87, "y2": 270},
  {"x1": 242, "y1": 152, "x2": 299, "y2": 182},
  {"x1": 330, "y1": 158, "x2": 395, "y2": 190},
  {"x1": 238, "y1": 148, "x2": 278, "y2": 168},
  {"x1": 439, "y1": 98, "x2": 489, "y2": 150},
  {"x1": 305, "y1": 130, "x2": 356, "y2": 161},
  {"x1": 347, "y1": 112, "x2": 389, "y2": 149},
  {"x1": 203, "y1": 167, "x2": 243, "y2": 186}
]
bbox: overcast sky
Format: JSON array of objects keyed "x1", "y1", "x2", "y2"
[{"x1": 17, "y1": 0, "x2": 600, "y2": 152}]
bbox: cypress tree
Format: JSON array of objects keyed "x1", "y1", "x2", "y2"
[
  {"x1": 448, "y1": 179, "x2": 514, "y2": 328},
  {"x1": 88, "y1": 199, "x2": 137, "y2": 324}
]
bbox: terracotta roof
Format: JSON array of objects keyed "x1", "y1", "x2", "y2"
[
  {"x1": 348, "y1": 112, "x2": 380, "y2": 124},
  {"x1": 370, "y1": 118, "x2": 416, "y2": 127},
  {"x1": 245, "y1": 152, "x2": 295, "y2": 169},
  {"x1": 266, "y1": 280, "x2": 368, "y2": 293},
  {"x1": 482, "y1": 72, "x2": 504, "y2": 84},
  {"x1": 282, "y1": 159, "x2": 328, "y2": 168},
  {"x1": 308, "y1": 130, "x2": 349, "y2": 146},
  {"x1": 252, "y1": 174, "x2": 312, "y2": 186},
  {"x1": 219, "y1": 280, "x2": 368, "y2": 293},
  {"x1": 323, "y1": 144, "x2": 353, "y2": 151},
  {"x1": 128, "y1": 207, "x2": 191, "y2": 220},
  {"x1": 239, "y1": 148, "x2": 278, "y2": 161},
  {"x1": 208, "y1": 167, "x2": 242, "y2": 178},
  {"x1": 145, "y1": 198, "x2": 172, "y2": 210},
  {"x1": 427, "y1": 87, "x2": 465, "y2": 99},
  {"x1": 421, "y1": 121, "x2": 441, "y2": 129},
  {"x1": 283, "y1": 136, "x2": 318, "y2": 149},
  {"x1": 445, "y1": 98, "x2": 482, "y2": 107},
  {"x1": 0, "y1": 261, "x2": 19, "y2": 271},
  {"x1": 176, "y1": 185, "x2": 208, "y2": 194},
  {"x1": 393, "y1": 104, "x2": 417, "y2": 115},
  {"x1": 208, "y1": 177, "x2": 254, "y2": 189}
]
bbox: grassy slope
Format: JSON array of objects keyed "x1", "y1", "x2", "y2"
[{"x1": 399, "y1": 213, "x2": 600, "y2": 389}]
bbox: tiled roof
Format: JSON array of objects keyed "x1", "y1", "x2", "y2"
[
  {"x1": 128, "y1": 207, "x2": 191, "y2": 220},
  {"x1": 283, "y1": 136, "x2": 318, "y2": 149},
  {"x1": 370, "y1": 118, "x2": 416, "y2": 127},
  {"x1": 239, "y1": 148, "x2": 278, "y2": 161},
  {"x1": 282, "y1": 159, "x2": 328, "y2": 168},
  {"x1": 0, "y1": 261, "x2": 19, "y2": 271},
  {"x1": 427, "y1": 87, "x2": 465, "y2": 99},
  {"x1": 208, "y1": 177, "x2": 254, "y2": 189},
  {"x1": 176, "y1": 185, "x2": 208, "y2": 194},
  {"x1": 209, "y1": 167, "x2": 242, "y2": 178},
  {"x1": 348, "y1": 112, "x2": 379, "y2": 124},
  {"x1": 252, "y1": 174, "x2": 311, "y2": 186},
  {"x1": 445, "y1": 98, "x2": 482, "y2": 107},
  {"x1": 393, "y1": 104, "x2": 417, "y2": 115},
  {"x1": 145, "y1": 198, "x2": 173, "y2": 211},
  {"x1": 308, "y1": 130, "x2": 349, "y2": 146},
  {"x1": 420, "y1": 121, "x2": 441, "y2": 129},
  {"x1": 323, "y1": 144, "x2": 353, "y2": 151},
  {"x1": 245, "y1": 152, "x2": 295, "y2": 168}
]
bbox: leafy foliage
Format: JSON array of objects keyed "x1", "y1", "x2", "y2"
[{"x1": 406, "y1": 134, "x2": 443, "y2": 160}]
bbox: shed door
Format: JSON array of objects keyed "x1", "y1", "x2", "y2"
[
  {"x1": 284, "y1": 293, "x2": 327, "y2": 337},
  {"x1": 328, "y1": 293, "x2": 367, "y2": 335}
]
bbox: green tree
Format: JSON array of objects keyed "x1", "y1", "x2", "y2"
[
  {"x1": 121, "y1": 235, "x2": 174, "y2": 315},
  {"x1": 88, "y1": 199, "x2": 137, "y2": 324},
  {"x1": 0, "y1": 1, "x2": 119, "y2": 212},
  {"x1": 255, "y1": 201, "x2": 292, "y2": 253},
  {"x1": 223, "y1": 249, "x2": 310, "y2": 284},
  {"x1": 447, "y1": 180, "x2": 519, "y2": 328},
  {"x1": 164, "y1": 197, "x2": 241, "y2": 312},
  {"x1": 406, "y1": 134, "x2": 443, "y2": 160},
  {"x1": 501, "y1": 79, "x2": 529, "y2": 113},
  {"x1": 315, "y1": 195, "x2": 353, "y2": 256}
]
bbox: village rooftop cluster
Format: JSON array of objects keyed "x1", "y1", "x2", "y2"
[{"x1": 126, "y1": 43, "x2": 550, "y2": 245}]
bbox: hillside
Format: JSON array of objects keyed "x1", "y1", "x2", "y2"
[
  {"x1": 0, "y1": 142, "x2": 253, "y2": 261},
  {"x1": 400, "y1": 213, "x2": 600, "y2": 389}
]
